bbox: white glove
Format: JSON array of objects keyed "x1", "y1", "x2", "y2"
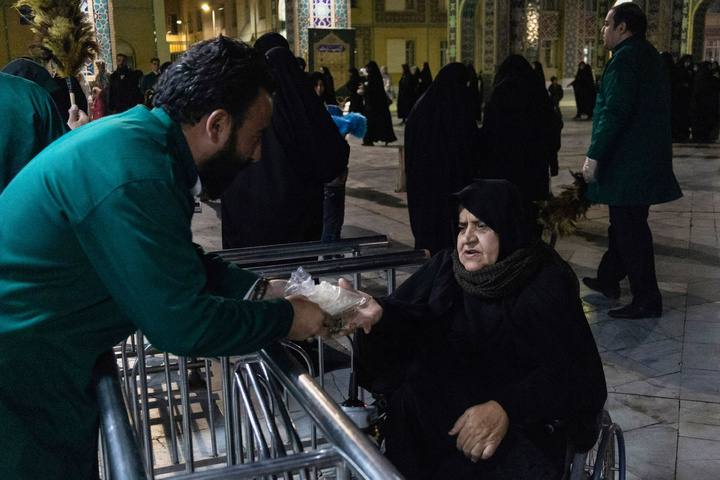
[{"x1": 583, "y1": 157, "x2": 598, "y2": 183}]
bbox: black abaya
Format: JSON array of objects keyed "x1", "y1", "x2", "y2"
[
  {"x1": 362, "y1": 61, "x2": 397, "y2": 145},
  {"x1": 221, "y1": 47, "x2": 349, "y2": 248},
  {"x1": 479, "y1": 55, "x2": 561, "y2": 236},
  {"x1": 404, "y1": 62, "x2": 480, "y2": 255}
]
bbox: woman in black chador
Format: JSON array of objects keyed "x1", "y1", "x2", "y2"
[
  {"x1": 396, "y1": 63, "x2": 414, "y2": 124},
  {"x1": 465, "y1": 62, "x2": 483, "y2": 122},
  {"x1": 690, "y1": 61, "x2": 719, "y2": 143},
  {"x1": 569, "y1": 61, "x2": 596, "y2": 119},
  {"x1": 479, "y1": 54, "x2": 561, "y2": 238},
  {"x1": 417, "y1": 61, "x2": 433, "y2": 98},
  {"x1": 344, "y1": 67, "x2": 364, "y2": 114},
  {"x1": 344, "y1": 179, "x2": 607, "y2": 480},
  {"x1": 404, "y1": 62, "x2": 480, "y2": 255},
  {"x1": 320, "y1": 65, "x2": 338, "y2": 106},
  {"x1": 221, "y1": 46, "x2": 349, "y2": 248},
  {"x1": 362, "y1": 61, "x2": 397, "y2": 146}
]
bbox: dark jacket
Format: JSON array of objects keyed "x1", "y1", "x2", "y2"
[{"x1": 587, "y1": 35, "x2": 682, "y2": 206}]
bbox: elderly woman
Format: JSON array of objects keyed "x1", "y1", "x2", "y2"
[{"x1": 340, "y1": 179, "x2": 606, "y2": 479}]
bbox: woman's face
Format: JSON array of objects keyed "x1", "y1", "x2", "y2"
[
  {"x1": 457, "y1": 208, "x2": 500, "y2": 272},
  {"x1": 314, "y1": 80, "x2": 325, "y2": 97}
]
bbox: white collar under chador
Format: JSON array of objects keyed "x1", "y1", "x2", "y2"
[{"x1": 191, "y1": 176, "x2": 202, "y2": 197}]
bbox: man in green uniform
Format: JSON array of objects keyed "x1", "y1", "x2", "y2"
[
  {"x1": 0, "y1": 71, "x2": 67, "y2": 194},
  {"x1": 581, "y1": 3, "x2": 682, "y2": 319},
  {"x1": 0, "y1": 37, "x2": 332, "y2": 479}
]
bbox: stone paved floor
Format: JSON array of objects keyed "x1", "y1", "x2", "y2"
[{"x1": 189, "y1": 97, "x2": 720, "y2": 479}]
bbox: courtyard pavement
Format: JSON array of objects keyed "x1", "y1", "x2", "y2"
[{"x1": 190, "y1": 97, "x2": 720, "y2": 480}]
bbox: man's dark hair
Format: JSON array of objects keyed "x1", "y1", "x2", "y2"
[
  {"x1": 117, "y1": 53, "x2": 128, "y2": 60},
  {"x1": 150, "y1": 57, "x2": 160, "y2": 63},
  {"x1": 152, "y1": 36, "x2": 276, "y2": 126},
  {"x1": 611, "y1": 2, "x2": 647, "y2": 37}
]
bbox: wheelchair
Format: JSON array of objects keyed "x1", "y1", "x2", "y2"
[{"x1": 564, "y1": 410, "x2": 626, "y2": 480}]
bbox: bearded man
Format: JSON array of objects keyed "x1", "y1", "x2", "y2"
[{"x1": 0, "y1": 37, "x2": 333, "y2": 479}]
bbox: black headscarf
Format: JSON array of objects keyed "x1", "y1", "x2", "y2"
[
  {"x1": 452, "y1": 179, "x2": 528, "y2": 261},
  {"x1": 253, "y1": 32, "x2": 290, "y2": 55},
  {"x1": 220, "y1": 46, "x2": 349, "y2": 248},
  {"x1": 404, "y1": 62, "x2": 480, "y2": 255},
  {"x1": 451, "y1": 179, "x2": 578, "y2": 298}
]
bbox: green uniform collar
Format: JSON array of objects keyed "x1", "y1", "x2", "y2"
[{"x1": 150, "y1": 107, "x2": 199, "y2": 194}]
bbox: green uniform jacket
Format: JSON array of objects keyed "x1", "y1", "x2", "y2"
[
  {"x1": 586, "y1": 36, "x2": 682, "y2": 206},
  {"x1": 0, "y1": 72, "x2": 67, "y2": 194},
  {"x1": 0, "y1": 106, "x2": 294, "y2": 478}
]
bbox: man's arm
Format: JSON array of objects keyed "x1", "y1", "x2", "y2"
[{"x1": 73, "y1": 179, "x2": 328, "y2": 356}]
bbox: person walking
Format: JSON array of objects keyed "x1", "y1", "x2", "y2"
[
  {"x1": 404, "y1": 62, "x2": 480, "y2": 255},
  {"x1": 582, "y1": 3, "x2": 682, "y2": 319},
  {"x1": 362, "y1": 61, "x2": 397, "y2": 146}
]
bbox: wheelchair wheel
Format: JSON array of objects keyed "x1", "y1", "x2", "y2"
[{"x1": 583, "y1": 411, "x2": 626, "y2": 480}]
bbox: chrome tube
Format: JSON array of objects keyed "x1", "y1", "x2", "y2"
[
  {"x1": 259, "y1": 343, "x2": 404, "y2": 480},
  {"x1": 94, "y1": 350, "x2": 147, "y2": 480}
]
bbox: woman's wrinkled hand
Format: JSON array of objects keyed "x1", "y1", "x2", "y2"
[
  {"x1": 448, "y1": 401, "x2": 509, "y2": 462},
  {"x1": 334, "y1": 278, "x2": 383, "y2": 336}
]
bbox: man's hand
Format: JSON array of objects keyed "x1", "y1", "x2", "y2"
[
  {"x1": 286, "y1": 295, "x2": 334, "y2": 340},
  {"x1": 448, "y1": 401, "x2": 510, "y2": 462},
  {"x1": 67, "y1": 105, "x2": 89, "y2": 130},
  {"x1": 583, "y1": 157, "x2": 598, "y2": 183},
  {"x1": 335, "y1": 278, "x2": 383, "y2": 336}
]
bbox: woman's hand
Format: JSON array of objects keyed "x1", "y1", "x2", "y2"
[
  {"x1": 335, "y1": 278, "x2": 383, "y2": 336},
  {"x1": 448, "y1": 401, "x2": 509, "y2": 462}
]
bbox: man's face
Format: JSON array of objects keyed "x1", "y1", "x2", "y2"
[
  {"x1": 151, "y1": 60, "x2": 160, "y2": 73},
  {"x1": 197, "y1": 91, "x2": 273, "y2": 201},
  {"x1": 602, "y1": 9, "x2": 624, "y2": 50},
  {"x1": 117, "y1": 56, "x2": 127, "y2": 69}
]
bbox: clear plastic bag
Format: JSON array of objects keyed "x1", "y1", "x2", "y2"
[{"x1": 284, "y1": 267, "x2": 366, "y2": 332}]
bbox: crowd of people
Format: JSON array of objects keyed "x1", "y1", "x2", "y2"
[{"x1": 664, "y1": 54, "x2": 720, "y2": 143}]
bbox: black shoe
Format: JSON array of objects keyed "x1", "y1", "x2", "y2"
[
  {"x1": 582, "y1": 277, "x2": 620, "y2": 299},
  {"x1": 608, "y1": 303, "x2": 662, "y2": 319}
]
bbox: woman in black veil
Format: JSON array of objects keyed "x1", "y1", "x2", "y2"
[
  {"x1": 362, "y1": 61, "x2": 397, "y2": 146},
  {"x1": 417, "y1": 61, "x2": 433, "y2": 97},
  {"x1": 321, "y1": 65, "x2": 338, "y2": 106},
  {"x1": 346, "y1": 179, "x2": 607, "y2": 480},
  {"x1": 220, "y1": 45, "x2": 349, "y2": 248},
  {"x1": 397, "y1": 64, "x2": 413, "y2": 124},
  {"x1": 344, "y1": 67, "x2": 364, "y2": 114},
  {"x1": 479, "y1": 55, "x2": 561, "y2": 239},
  {"x1": 404, "y1": 62, "x2": 480, "y2": 255}
]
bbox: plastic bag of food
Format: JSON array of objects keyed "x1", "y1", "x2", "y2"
[{"x1": 284, "y1": 267, "x2": 366, "y2": 332}]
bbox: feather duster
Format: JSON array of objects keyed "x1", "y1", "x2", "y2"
[
  {"x1": 15, "y1": 0, "x2": 99, "y2": 105},
  {"x1": 537, "y1": 171, "x2": 594, "y2": 239}
]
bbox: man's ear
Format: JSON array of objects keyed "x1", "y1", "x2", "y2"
[{"x1": 204, "y1": 109, "x2": 232, "y2": 145}]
